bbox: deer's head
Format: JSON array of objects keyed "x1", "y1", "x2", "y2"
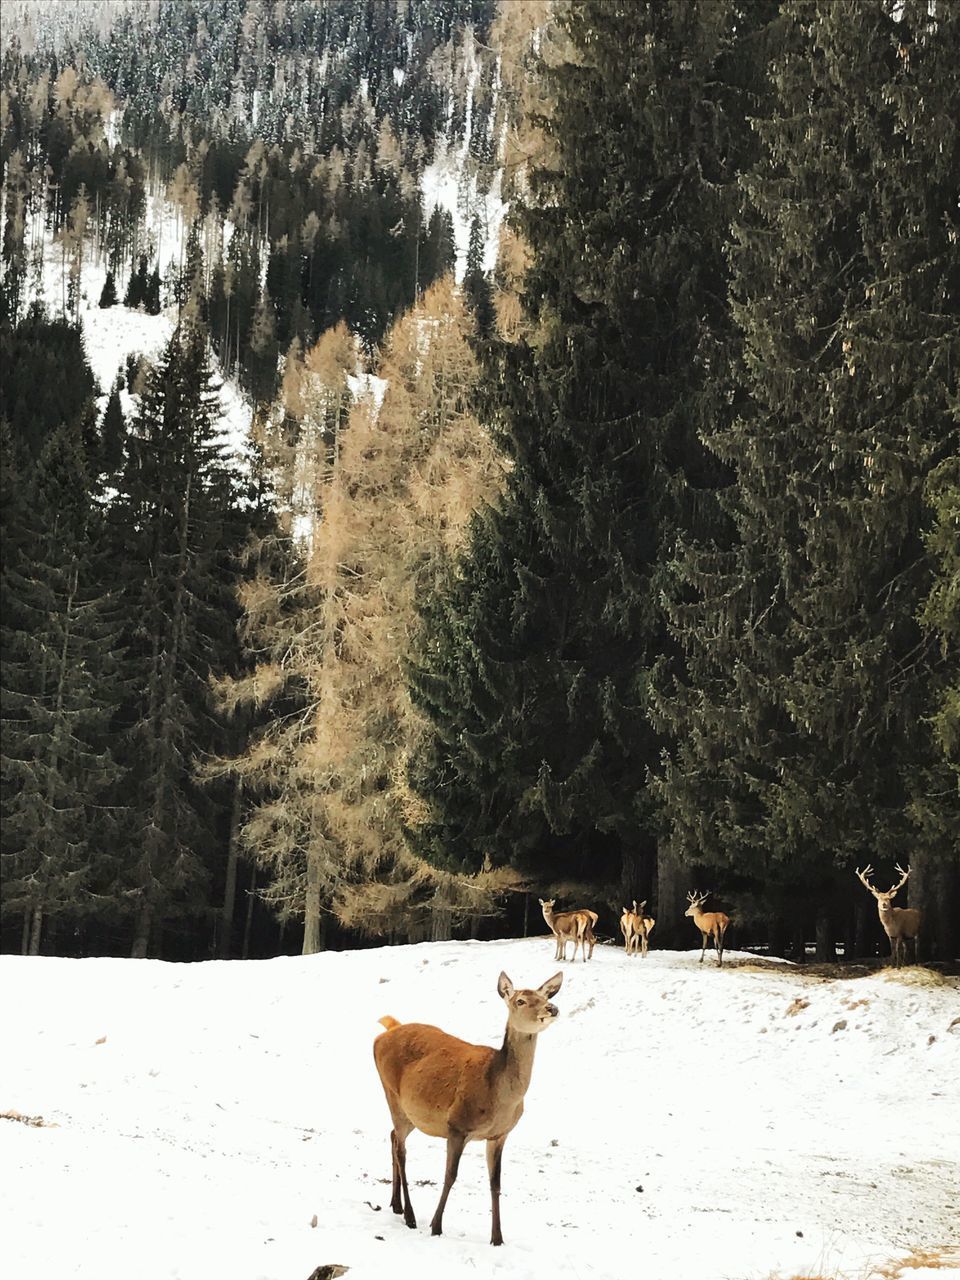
[
  {"x1": 685, "y1": 891, "x2": 709, "y2": 917},
  {"x1": 538, "y1": 897, "x2": 555, "y2": 911},
  {"x1": 855, "y1": 864, "x2": 911, "y2": 912},
  {"x1": 498, "y1": 971, "x2": 562, "y2": 1034}
]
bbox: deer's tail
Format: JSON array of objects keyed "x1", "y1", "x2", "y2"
[{"x1": 378, "y1": 1015, "x2": 402, "y2": 1032}]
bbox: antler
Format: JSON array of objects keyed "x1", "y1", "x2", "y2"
[
  {"x1": 686, "y1": 890, "x2": 699, "y2": 903},
  {"x1": 891, "y1": 863, "x2": 911, "y2": 894},
  {"x1": 855, "y1": 865, "x2": 879, "y2": 897}
]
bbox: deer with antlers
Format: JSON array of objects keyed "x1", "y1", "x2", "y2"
[
  {"x1": 685, "y1": 891, "x2": 730, "y2": 967},
  {"x1": 620, "y1": 900, "x2": 655, "y2": 957},
  {"x1": 855, "y1": 864, "x2": 922, "y2": 967},
  {"x1": 373, "y1": 970, "x2": 563, "y2": 1246},
  {"x1": 539, "y1": 898, "x2": 597, "y2": 962}
]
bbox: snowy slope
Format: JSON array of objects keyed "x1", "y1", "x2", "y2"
[{"x1": 1, "y1": 940, "x2": 958, "y2": 1280}]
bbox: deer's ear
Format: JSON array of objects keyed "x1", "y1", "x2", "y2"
[
  {"x1": 497, "y1": 972, "x2": 514, "y2": 1000},
  {"x1": 538, "y1": 972, "x2": 563, "y2": 999}
]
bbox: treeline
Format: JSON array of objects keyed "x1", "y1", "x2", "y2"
[{"x1": 2, "y1": 0, "x2": 957, "y2": 963}]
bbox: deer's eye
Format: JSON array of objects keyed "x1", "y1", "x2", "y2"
[{"x1": 515, "y1": 998, "x2": 526, "y2": 1006}]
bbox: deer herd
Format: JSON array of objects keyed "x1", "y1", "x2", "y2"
[{"x1": 372, "y1": 864, "x2": 922, "y2": 1248}]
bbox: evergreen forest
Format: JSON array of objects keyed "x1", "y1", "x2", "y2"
[{"x1": 1, "y1": 0, "x2": 957, "y2": 964}]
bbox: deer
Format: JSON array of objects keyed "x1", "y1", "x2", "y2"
[
  {"x1": 574, "y1": 910, "x2": 598, "y2": 961},
  {"x1": 620, "y1": 900, "x2": 655, "y2": 957},
  {"x1": 372, "y1": 970, "x2": 563, "y2": 1247},
  {"x1": 855, "y1": 863, "x2": 922, "y2": 967},
  {"x1": 539, "y1": 898, "x2": 596, "y2": 962},
  {"x1": 685, "y1": 891, "x2": 731, "y2": 966}
]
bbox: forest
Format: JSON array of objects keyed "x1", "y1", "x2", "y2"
[{"x1": 1, "y1": 0, "x2": 957, "y2": 964}]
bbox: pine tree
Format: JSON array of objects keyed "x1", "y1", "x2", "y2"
[
  {"x1": 1, "y1": 422, "x2": 124, "y2": 953},
  {"x1": 107, "y1": 321, "x2": 247, "y2": 957},
  {"x1": 463, "y1": 213, "x2": 494, "y2": 340},
  {"x1": 99, "y1": 375, "x2": 126, "y2": 473},
  {"x1": 98, "y1": 269, "x2": 118, "y2": 308},
  {"x1": 124, "y1": 255, "x2": 148, "y2": 308},
  {"x1": 408, "y1": 0, "x2": 775, "y2": 914},
  {"x1": 655, "y1": 0, "x2": 960, "y2": 957}
]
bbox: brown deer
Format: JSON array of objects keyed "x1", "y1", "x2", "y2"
[
  {"x1": 574, "y1": 910, "x2": 598, "y2": 961},
  {"x1": 539, "y1": 898, "x2": 596, "y2": 962},
  {"x1": 620, "y1": 900, "x2": 654, "y2": 957},
  {"x1": 855, "y1": 864, "x2": 922, "y2": 967},
  {"x1": 372, "y1": 970, "x2": 563, "y2": 1246},
  {"x1": 685, "y1": 891, "x2": 730, "y2": 966}
]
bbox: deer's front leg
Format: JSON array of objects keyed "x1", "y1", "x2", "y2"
[
  {"x1": 487, "y1": 1134, "x2": 507, "y2": 1246},
  {"x1": 430, "y1": 1132, "x2": 466, "y2": 1237}
]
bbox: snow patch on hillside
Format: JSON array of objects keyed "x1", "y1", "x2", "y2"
[{"x1": 1, "y1": 940, "x2": 957, "y2": 1280}]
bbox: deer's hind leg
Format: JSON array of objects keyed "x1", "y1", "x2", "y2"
[{"x1": 384, "y1": 1095, "x2": 416, "y2": 1228}]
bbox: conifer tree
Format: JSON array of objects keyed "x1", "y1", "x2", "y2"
[
  {"x1": 409, "y1": 0, "x2": 775, "y2": 913},
  {"x1": 99, "y1": 375, "x2": 125, "y2": 473},
  {"x1": 1, "y1": 422, "x2": 124, "y2": 954},
  {"x1": 98, "y1": 269, "x2": 118, "y2": 308},
  {"x1": 655, "y1": 0, "x2": 960, "y2": 957},
  {"x1": 107, "y1": 321, "x2": 246, "y2": 957}
]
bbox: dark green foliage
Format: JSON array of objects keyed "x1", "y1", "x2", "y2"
[
  {"x1": 1, "y1": 419, "x2": 125, "y2": 953},
  {"x1": 98, "y1": 269, "x2": 118, "y2": 308},
  {"x1": 123, "y1": 256, "x2": 148, "y2": 308},
  {"x1": 463, "y1": 214, "x2": 494, "y2": 339},
  {"x1": 105, "y1": 321, "x2": 253, "y2": 956},
  {"x1": 653, "y1": 0, "x2": 960, "y2": 955},
  {"x1": 99, "y1": 376, "x2": 126, "y2": 474},
  {"x1": 409, "y1": 1, "x2": 774, "y2": 907}
]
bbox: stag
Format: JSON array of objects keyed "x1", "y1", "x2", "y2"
[
  {"x1": 855, "y1": 864, "x2": 922, "y2": 967},
  {"x1": 685, "y1": 891, "x2": 730, "y2": 967}
]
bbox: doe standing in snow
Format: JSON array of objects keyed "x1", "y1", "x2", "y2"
[
  {"x1": 372, "y1": 970, "x2": 563, "y2": 1246},
  {"x1": 539, "y1": 897, "x2": 597, "y2": 961}
]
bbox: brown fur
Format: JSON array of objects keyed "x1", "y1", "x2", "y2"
[{"x1": 373, "y1": 970, "x2": 563, "y2": 1246}]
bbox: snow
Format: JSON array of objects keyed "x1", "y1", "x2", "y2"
[
  {"x1": 2, "y1": 939, "x2": 958, "y2": 1280},
  {"x1": 32, "y1": 195, "x2": 254, "y2": 473}
]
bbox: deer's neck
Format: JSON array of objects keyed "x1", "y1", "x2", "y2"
[{"x1": 494, "y1": 1024, "x2": 539, "y2": 1101}]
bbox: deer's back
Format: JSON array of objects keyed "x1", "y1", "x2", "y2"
[{"x1": 374, "y1": 1022, "x2": 511, "y2": 1139}]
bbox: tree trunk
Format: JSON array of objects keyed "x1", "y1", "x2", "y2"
[
  {"x1": 27, "y1": 905, "x2": 43, "y2": 956},
  {"x1": 854, "y1": 897, "x2": 874, "y2": 960},
  {"x1": 431, "y1": 881, "x2": 453, "y2": 941},
  {"x1": 791, "y1": 921, "x2": 806, "y2": 964},
  {"x1": 242, "y1": 863, "x2": 257, "y2": 960},
  {"x1": 302, "y1": 852, "x2": 323, "y2": 954},
  {"x1": 655, "y1": 847, "x2": 691, "y2": 948},
  {"x1": 21, "y1": 911, "x2": 30, "y2": 956},
  {"x1": 218, "y1": 781, "x2": 242, "y2": 959},
  {"x1": 131, "y1": 903, "x2": 152, "y2": 958},
  {"x1": 815, "y1": 910, "x2": 836, "y2": 963}
]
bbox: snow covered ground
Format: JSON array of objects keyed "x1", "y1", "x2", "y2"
[{"x1": 1, "y1": 940, "x2": 958, "y2": 1280}]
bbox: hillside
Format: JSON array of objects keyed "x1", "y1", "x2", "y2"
[{"x1": 2, "y1": 940, "x2": 958, "y2": 1280}]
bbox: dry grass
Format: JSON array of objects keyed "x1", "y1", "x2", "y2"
[{"x1": 766, "y1": 1246, "x2": 960, "y2": 1279}]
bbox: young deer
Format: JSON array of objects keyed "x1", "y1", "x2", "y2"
[
  {"x1": 539, "y1": 898, "x2": 595, "y2": 962},
  {"x1": 621, "y1": 900, "x2": 655, "y2": 957},
  {"x1": 685, "y1": 891, "x2": 730, "y2": 967},
  {"x1": 373, "y1": 971, "x2": 563, "y2": 1246},
  {"x1": 574, "y1": 911, "x2": 598, "y2": 961},
  {"x1": 855, "y1": 864, "x2": 922, "y2": 967}
]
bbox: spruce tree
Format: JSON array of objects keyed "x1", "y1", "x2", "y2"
[
  {"x1": 408, "y1": 1, "x2": 775, "y2": 913},
  {"x1": 1, "y1": 423, "x2": 124, "y2": 953},
  {"x1": 107, "y1": 321, "x2": 247, "y2": 957},
  {"x1": 98, "y1": 269, "x2": 118, "y2": 308},
  {"x1": 99, "y1": 376, "x2": 126, "y2": 473},
  {"x1": 655, "y1": 0, "x2": 960, "y2": 957}
]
